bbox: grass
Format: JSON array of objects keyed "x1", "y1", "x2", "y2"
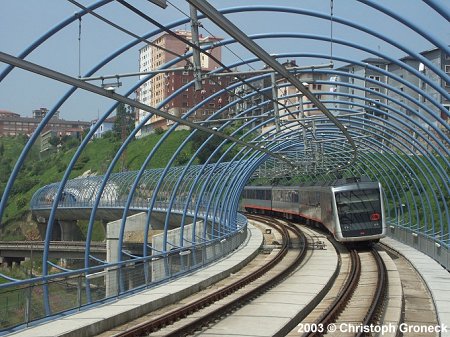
[{"x1": 0, "y1": 130, "x2": 193, "y2": 241}]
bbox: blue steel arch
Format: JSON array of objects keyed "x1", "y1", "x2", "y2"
[
  {"x1": 2, "y1": 6, "x2": 449, "y2": 231},
  {"x1": 2, "y1": 12, "x2": 449, "y2": 256},
  {"x1": 0, "y1": 1, "x2": 448, "y2": 329}
]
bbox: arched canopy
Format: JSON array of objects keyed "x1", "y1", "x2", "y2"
[{"x1": 0, "y1": 0, "x2": 448, "y2": 295}]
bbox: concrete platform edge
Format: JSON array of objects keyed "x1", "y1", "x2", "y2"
[
  {"x1": 381, "y1": 237, "x2": 450, "y2": 336},
  {"x1": 8, "y1": 224, "x2": 263, "y2": 337},
  {"x1": 275, "y1": 240, "x2": 341, "y2": 337}
]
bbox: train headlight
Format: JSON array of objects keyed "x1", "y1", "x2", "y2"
[{"x1": 370, "y1": 213, "x2": 381, "y2": 221}]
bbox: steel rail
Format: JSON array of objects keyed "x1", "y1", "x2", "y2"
[
  {"x1": 356, "y1": 248, "x2": 388, "y2": 336},
  {"x1": 303, "y1": 249, "x2": 361, "y2": 337},
  {"x1": 112, "y1": 215, "x2": 306, "y2": 337},
  {"x1": 303, "y1": 248, "x2": 388, "y2": 337}
]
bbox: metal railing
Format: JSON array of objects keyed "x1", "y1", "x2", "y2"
[
  {"x1": 387, "y1": 220, "x2": 449, "y2": 271},
  {"x1": 0, "y1": 216, "x2": 248, "y2": 332}
]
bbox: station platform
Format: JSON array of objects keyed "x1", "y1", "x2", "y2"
[
  {"x1": 5, "y1": 222, "x2": 263, "y2": 337},
  {"x1": 197, "y1": 232, "x2": 339, "y2": 337},
  {"x1": 381, "y1": 237, "x2": 450, "y2": 337}
]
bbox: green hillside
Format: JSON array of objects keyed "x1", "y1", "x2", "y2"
[{"x1": 0, "y1": 129, "x2": 193, "y2": 240}]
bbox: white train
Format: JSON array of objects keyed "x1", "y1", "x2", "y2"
[{"x1": 242, "y1": 178, "x2": 386, "y2": 243}]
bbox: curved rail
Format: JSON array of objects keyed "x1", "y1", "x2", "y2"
[
  {"x1": 303, "y1": 249, "x2": 361, "y2": 337},
  {"x1": 356, "y1": 248, "x2": 388, "y2": 336},
  {"x1": 113, "y1": 215, "x2": 306, "y2": 337},
  {"x1": 304, "y1": 247, "x2": 387, "y2": 337}
]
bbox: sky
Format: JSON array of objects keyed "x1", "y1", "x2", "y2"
[{"x1": 0, "y1": 0, "x2": 449, "y2": 122}]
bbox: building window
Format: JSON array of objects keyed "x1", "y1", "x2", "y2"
[
  {"x1": 445, "y1": 65, "x2": 450, "y2": 74},
  {"x1": 369, "y1": 75, "x2": 381, "y2": 81},
  {"x1": 369, "y1": 87, "x2": 380, "y2": 92}
]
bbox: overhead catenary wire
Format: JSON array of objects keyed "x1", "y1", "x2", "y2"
[
  {"x1": 166, "y1": 0, "x2": 305, "y2": 113},
  {"x1": 68, "y1": 0, "x2": 281, "y2": 120},
  {"x1": 68, "y1": 0, "x2": 311, "y2": 135},
  {"x1": 167, "y1": 0, "x2": 258, "y2": 72},
  {"x1": 116, "y1": 0, "x2": 314, "y2": 134},
  {"x1": 186, "y1": 0, "x2": 357, "y2": 168},
  {"x1": 67, "y1": 0, "x2": 194, "y2": 68},
  {"x1": 330, "y1": 0, "x2": 334, "y2": 65},
  {"x1": 67, "y1": 0, "x2": 275, "y2": 129}
]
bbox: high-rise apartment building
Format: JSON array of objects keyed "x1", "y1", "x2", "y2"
[
  {"x1": 136, "y1": 30, "x2": 229, "y2": 137},
  {"x1": 336, "y1": 48, "x2": 449, "y2": 129}
]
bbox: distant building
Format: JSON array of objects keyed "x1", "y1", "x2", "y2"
[
  {"x1": 336, "y1": 48, "x2": 450, "y2": 129},
  {"x1": 0, "y1": 108, "x2": 90, "y2": 138},
  {"x1": 259, "y1": 61, "x2": 337, "y2": 134},
  {"x1": 388, "y1": 48, "x2": 450, "y2": 125},
  {"x1": 277, "y1": 70, "x2": 336, "y2": 119},
  {"x1": 228, "y1": 74, "x2": 271, "y2": 127},
  {"x1": 136, "y1": 30, "x2": 230, "y2": 137},
  {"x1": 32, "y1": 107, "x2": 59, "y2": 119},
  {"x1": 90, "y1": 116, "x2": 116, "y2": 138},
  {"x1": 40, "y1": 128, "x2": 84, "y2": 157},
  {"x1": 335, "y1": 58, "x2": 390, "y2": 117}
]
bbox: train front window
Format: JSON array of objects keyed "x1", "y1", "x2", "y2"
[{"x1": 335, "y1": 189, "x2": 382, "y2": 237}]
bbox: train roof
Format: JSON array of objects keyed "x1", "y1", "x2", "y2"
[
  {"x1": 243, "y1": 185, "x2": 273, "y2": 190},
  {"x1": 244, "y1": 177, "x2": 377, "y2": 189}
]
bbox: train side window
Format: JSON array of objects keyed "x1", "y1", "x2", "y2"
[{"x1": 275, "y1": 190, "x2": 281, "y2": 202}]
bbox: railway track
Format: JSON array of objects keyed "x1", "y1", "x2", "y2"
[
  {"x1": 97, "y1": 215, "x2": 438, "y2": 337},
  {"x1": 103, "y1": 215, "x2": 307, "y2": 337},
  {"x1": 296, "y1": 245, "x2": 387, "y2": 337},
  {"x1": 380, "y1": 243, "x2": 439, "y2": 337}
]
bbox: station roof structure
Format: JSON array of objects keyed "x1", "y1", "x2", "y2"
[{"x1": 0, "y1": 0, "x2": 448, "y2": 293}]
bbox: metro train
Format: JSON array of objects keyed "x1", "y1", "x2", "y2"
[{"x1": 242, "y1": 177, "x2": 386, "y2": 243}]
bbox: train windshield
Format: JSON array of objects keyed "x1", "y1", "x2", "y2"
[{"x1": 335, "y1": 188, "x2": 382, "y2": 237}]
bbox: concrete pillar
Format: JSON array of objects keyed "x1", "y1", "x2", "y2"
[
  {"x1": 37, "y1": 223, "x2": 47, "y2": 240},
  {"x1": 105, "y1": 227, "x2": 120, "y2": 297},
  {"x1": 105, "y1": 212, "x2": 148, "y2": 297},
  {"x1": 59, "y1": 220, "x2": 83, "y2": 241},
  {"x1": 1, "y1": 257, "x2": 24, "y2": 268}
]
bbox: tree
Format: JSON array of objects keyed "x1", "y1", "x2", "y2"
[
  {"x1": 191, "y1": 130, "x2": 222, "y2": 164},
  {"x1": 113, "y1": 103, "x2": 135, "y2": 139}
]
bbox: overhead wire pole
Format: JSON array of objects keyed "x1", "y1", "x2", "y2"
[
  {"x1": 0, "y1": 51, "x2": 294, "y2": 168},
  {"x1": 116, "y1": 0, "x2": 311, "y2": 135},
  {"x1": 189, "y1": 5, "x2": 203, "y2": 91},
  {"x1": 187, "y1": 0, "x2": 358, "y2": 167},
  {"x1": 270, "y1": 72, "x2": 281, "y2": 132}
]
